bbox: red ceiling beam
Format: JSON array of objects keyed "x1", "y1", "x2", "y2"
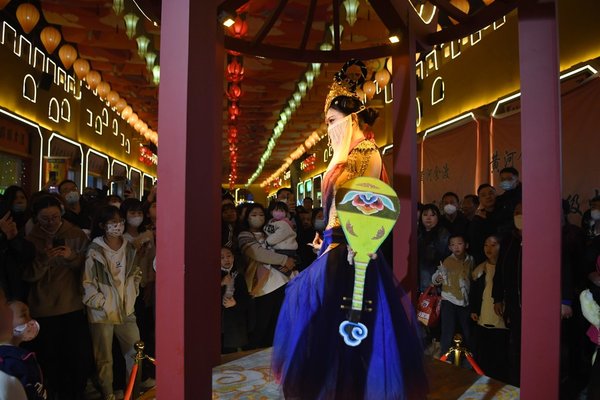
[
  {"x1": 252, "y1": 0, "x2": 289, "y2": 46},
  {"x1": 299, "y1": 0, "x2": 318, "y2": 50}
]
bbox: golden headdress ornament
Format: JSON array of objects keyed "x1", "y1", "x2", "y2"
[{"x1": 324, "y1": 59, "x2": 368, "y2": 113}]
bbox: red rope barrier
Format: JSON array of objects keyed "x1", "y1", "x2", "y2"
[{"x1": 124, "y1": 363, "x2": 139, "y2": 400}]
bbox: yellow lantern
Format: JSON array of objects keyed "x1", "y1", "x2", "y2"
[
  {"x1": 16, "y1": 3, "x2": 39, "y2": 34},
  {"x1": 73, "y1": 59, "x2": 90, "y2": 80},
  {"x1": 40, "y1": 26, "x2": 61, "y2": 54},
  {"x1": 363, "y1": 80, "x2": 376, "y2": 100},
  {"x1": 134, "y1": 120, "x2": 144, "y2": 131},
  {"x1": 107, "y1": 90, "x2": 120, "y2": 105},
  {"x1": 121, "y1": 106, "x2": 133, "y2": 120},
  {"x1": 375, "y1": 68, "x2": 391, "y2": 88},
  {"x1": 96, "y1": 81, "x2": 111, "y2": 99},
  {"x1": 58, "y1": 44, "x2": 78, "y2": 69},
  {"x1": 128, "y1": 113, "x2": 139, "y2": 125},
  {"x1": 115, "y1": 99, "x2": 127, "y2": 112},
  {"x1": 86, "y1": 70, "x2": 101, "y2": 89}
]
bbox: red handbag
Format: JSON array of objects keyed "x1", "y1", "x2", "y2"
[{"x1": 417, "y1": 285, "x2": 441, "y2": 327}]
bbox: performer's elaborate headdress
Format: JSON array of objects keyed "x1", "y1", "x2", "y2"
[{"x1": 324, "y1": 59, "x2": 368, "y2": 113}]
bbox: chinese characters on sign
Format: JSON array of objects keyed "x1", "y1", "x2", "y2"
[
  {"x1": 490, "y1": 149, "x2": 521, "y2": 172},
  {"x1": 420, "y1": 163, "x2": 450, "y2": 182}
]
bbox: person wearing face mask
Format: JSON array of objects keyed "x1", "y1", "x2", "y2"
[
  {"x1": 24, "y1": 195, "x2": 92, "y2": 400},
  {"x1": 0, "y1": 186, "x2": 35, "y2": 302},
  {"x1": 263, "y1": 201, "x2": 298, "y2": 274},
  {"x1": 58, "y1": 180, "x2": 92, "y2": 230},
  {"x1": 272, "y1": 64, "x2": 427, "y2": 400},
  {"x1": 0, "y1": 300, "x2": 47, "y2": 400},
  {"x1": 84, "y1": 205, "x2": 143, "y2": 400},
  {"x1": 492, "y1": 203, "x2": 523, "y2": 387},
  {"x1": 121, "y1": 198, "x2": 156, "y2": 387},
  {"x1": 440, "y1": 191, "x2": 470, "y2": 237},
  {"x1": 495, "y1": 167, "x2": 523, "y2": 233},
  {"x1": 237, "y1": 203, "x2": 294, "y2": 349}
]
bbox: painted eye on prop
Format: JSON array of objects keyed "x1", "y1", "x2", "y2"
[{"x1": 340, "y1": 191, "x2": 396, "y2": 216}]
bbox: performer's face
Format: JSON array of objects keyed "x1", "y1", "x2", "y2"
[{"x1": 325, "y1": 108, "x2": 346, "y2": 127}]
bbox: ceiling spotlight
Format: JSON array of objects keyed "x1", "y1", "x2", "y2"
[{"x1": 389, "y1": 34, "x2": 401, "y2": 44}]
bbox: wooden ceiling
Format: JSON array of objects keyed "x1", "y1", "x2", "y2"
[{"x1": 1, "y1": 0, "x2": 518, "y2": 185}]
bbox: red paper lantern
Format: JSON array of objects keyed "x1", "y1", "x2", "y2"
[
  {"x1": 226, "y1": 59, "x2": 244, "y2": 83},
  {"x1": 228, "y1": 102, "x2": 240, "y2": 117},
  {"x1": 227, "y1": 84, "x2": 242, "y2": 101},
  {"x1": 139, "y1": 156, "x2": 144, "y2": 162},
  {"x1": 229, "y1": 17, "x2": 248, "y2": 38}
]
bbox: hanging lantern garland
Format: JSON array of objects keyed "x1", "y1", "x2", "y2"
[{"x1": 225, "y1": 15, "x2": 247, "y2": 190}]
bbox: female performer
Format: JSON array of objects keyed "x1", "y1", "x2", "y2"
[{"x1": 272, "y1": 61, "x2": 428, "y2": 400}]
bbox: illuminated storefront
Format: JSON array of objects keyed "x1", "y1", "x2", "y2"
[{"x1": 0, "y1": 18, "x2": 157, "y2": 197}]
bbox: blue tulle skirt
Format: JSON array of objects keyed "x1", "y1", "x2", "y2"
[{"x1": 272, "y1": 228, "x2": 428, "y2": 400}]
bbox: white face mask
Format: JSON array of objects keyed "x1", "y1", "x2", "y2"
[
  {"x1": 443, "y1": 204, "x2": 457, "y2": 215},
  {"x1": 106, "y1": 221, "x2": 125, "y2": 237},
  {"x1": 127, "y1": 216, "x2": 144, "y2": 227},
  {"x1": 591, "y1": 209, "x2": 600, "y2": 221},
  {"x1": 325, "y1": 114, "x2": 355, "y2": 172},
  {"x1": 327, "y1": 114, "x2": 352, "y2": 149},
  {"x1": 499, "y1": 178, "x2": 517, "y2": 191},
  {"x1": 13, "y1": 319, "x2": 40, "y2": 342},
  {"x1": 514, "y1": 214, "x2": 523, "y2": 231}
]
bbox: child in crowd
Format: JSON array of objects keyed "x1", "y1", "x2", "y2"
[
  {"x1": 470, "y1": 234, "x2": 509, "y2": 381},
  {"x1": 0, "y1": 299, "x2": 46, "y2": 400},
  {"x1": 83, "y1": 205, "x2": 142, "y2": 400},
  {"x1": 263, "y1": 202, "x2": 298, "y2": 276},
  {"x1": 433, "y1": 234, "x2": 474, "y2": 356},
  {"x1": 220, "y1": 246, "x2": 251, "y2": 353}
]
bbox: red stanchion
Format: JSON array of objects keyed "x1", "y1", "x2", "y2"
[
  {"x1": 437, "y1": 334, "x2": 485, "y2": 376},
  {"x1": 123, "y1": 341, "x2": 156, "y2": 400}
]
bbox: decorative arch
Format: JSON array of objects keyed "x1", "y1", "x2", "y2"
[{"x1": 22, "y1": 74, "x2": 37, "y2": 103}]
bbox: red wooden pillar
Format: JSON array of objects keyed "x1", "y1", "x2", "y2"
[
  {"x1": 392, "y1": 28, "x2": 418, "y2": 297},
  {"x1": 518, "y1": 1, "x2": 561, "y2": 398},
  {"x1": 156, "y1": 0, "x2": 223, "y2": 398}
]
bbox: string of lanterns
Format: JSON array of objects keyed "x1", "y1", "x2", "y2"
[
  {"x1": 225, "y1": 15, "x2": 248, "y2": 190},
  {"x1": 2, "y1": 1, "x2": 160, "y2": 161}
]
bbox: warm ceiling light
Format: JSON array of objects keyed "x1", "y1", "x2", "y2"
[
  {"x1": 58, "y1": 44, "x2": 78, "y2": 69},
  {"x1": 298, "y1": 81, "x2": 307, "y2": 95},
  {"x1": 223, "y1": 18, "x2": 235, "y2": 27},
  {"x1": 305, "y1": 71, "x2": 314, "y2": 87},
  {"x1": 319, "y1": 42, "x2": 333, "y2": 52},
  {"x1": 124, "y1": 13, "x2": 139, "y2": 39},
  {"x1": 40, "y1": 26, "x2": 62, "y2": 54},
  {"x1": 389, "y1": 35, "x2": 400, "y2": 44},
  {"x1": 16, "y1": 3, "x2": 40, "y2": 34},
  {"x1": 145, "y1": 52, "x2": 157, "y2": 72},
  {"x1": 152, "y1": 65, "x2": 160, "y2": 85},
  {"x1": 113, "y1": 0, "x2": 124, "y2": 15},
  {"x1": 136, "y1": 35, "x2": 150, "y2": 58},
  {"x1": 73, "y1": 59, "x2": 90, "y2": 80},
  {"x1": 86, "y1": 70, "x2": 101, "y2": 89},
  {"x1": 343, "y1": 0, "x2": 360, "y2": 27},
  {"x1": 329, "y1": 24, "x2": 344, "y2": 41}
]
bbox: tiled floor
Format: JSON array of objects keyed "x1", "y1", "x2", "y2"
[{"x1": 212, "y1": 348, "x2": 521, "y2": 399}]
